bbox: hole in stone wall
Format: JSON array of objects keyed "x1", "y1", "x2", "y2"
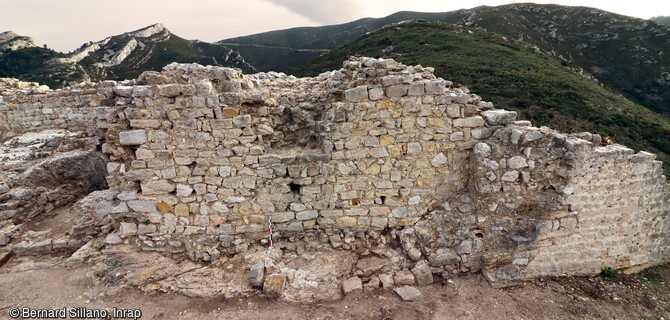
[
  {"x1": 289, "y1": 182, "x2": 301, "y2": 194},
  {"x1": 380, "y1": 196, "x2": 387, "y2": 204},
  {"x1": 351, "y1": 199, "x2": 360, "y2": 207},
  {"x1": 474, "y1": 229, "x2": 485, "y2": 238}
]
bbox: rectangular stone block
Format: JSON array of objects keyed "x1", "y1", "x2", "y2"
[
  {"x1": 119, "y1": 130, "x2": 147, "y2": 145},
  {"x1": 453, "y1": 116, "x2": 485, "y2": 128},
  {"x1": 272, "y1": 212, "x2": 294, "y2": 223},
  {"x1": 130, "y1": 119, "x2": 161, "y2": 128},
  {"x1": 140, "y1": 180, "x2": 175, "y2": 195},
  {"x1": 345, "y1": 86, "x2": 368, "y2": 102}
]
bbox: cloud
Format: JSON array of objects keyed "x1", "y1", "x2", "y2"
[{"x1": 265, "y1": 0, "x2": 365, "y2": 24}]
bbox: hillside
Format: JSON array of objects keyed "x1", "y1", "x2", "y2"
[
  {"x1": 652, "y1": 16, "x2": 670, "y2": 26},
  {"x1": 293, "y1": 21, "x2": 670, "y2": 175},
  {"x1": 0, "y1": 24, "x2": 255, "y2": 87},
  {"x1": 222, "y1": 4, "x2": 670, "y2": 117},
  {"x1": 0, "y1": 31, "x2": 85, "y2": 87},
  {"x1": 218, "y1": 12, "x2": 462, "y2": 71},
  {"x1": 446, "y1": 4, "x2": 670, "y2": 117}
]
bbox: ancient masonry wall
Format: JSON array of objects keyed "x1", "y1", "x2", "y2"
[
  {"x1": 0, "y1": 58, "x2": 668, "y2": 287},
  {"x1": 0, "y1": 79, "x2": 109, "y2": 226}
]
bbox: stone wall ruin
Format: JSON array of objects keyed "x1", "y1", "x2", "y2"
[{"x1": 0, "y1": 57, "x2": 668, "y2": 291}]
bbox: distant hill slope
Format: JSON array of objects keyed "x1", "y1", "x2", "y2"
[
  {"x1": 651, "y1": 16, "x2": 670, "y2": 26},
  {"x1": 293, "y1": 21, "x2": 670, "y2": 175},
  {"x1": 0, "y1": 24, "x2": 255, "y2": 87},
  {"x1": 222, "y1": 4, "x2": 670, "y2": 117},
  {"x1": 447, "y1": 4, "x2": 670, "y2": 117}
]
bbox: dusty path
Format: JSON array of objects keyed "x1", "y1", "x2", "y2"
[{"x1": 0, "y1": 254, "x2": 668, "y2": 320}]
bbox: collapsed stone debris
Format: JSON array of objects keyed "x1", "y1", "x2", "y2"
[{"x1": 0, "y1": 57, "x2": 668, "y2": 300}]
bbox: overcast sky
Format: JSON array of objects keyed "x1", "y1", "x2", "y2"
[{"x1": 1, "y1": 0, "x2": 668, "y2": 52}]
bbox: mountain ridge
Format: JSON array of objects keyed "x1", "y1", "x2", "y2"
[{"x1": 0, "y1": 24, "x2": 256, "y2": 87}]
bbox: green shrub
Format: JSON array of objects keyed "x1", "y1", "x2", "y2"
[{"x1": 601, "y1": 267, "x2": 619, "y2": 279}]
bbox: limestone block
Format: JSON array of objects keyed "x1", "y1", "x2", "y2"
[
  {"x1": 248, "y1": 261, "x2": 265, "y2": 287},
  {"x1": 272, "y1": 212, "x2": 294, "y2": 223},
  {"x1": 158, "y1": 84, "x2": 180, "y2": 97},
  {"x1": 94, "y1": 200, "x2": 129, "y2": 215},
  {"x1": 224, "y1": 196, "x2": 245, "y2": 203},
  {"x1": 342, "y1": 277, "x2": 363, "y2": 295},
  {"x1": 368, "y1": 87, "x2": 384, "y2": 101},
  {"x1": 454, "y1": 93, "x2": 470, "y2": 104},
  {"x1": 132, "y1": 86, "x2": 150, "y2": 97},
  {"x1": 381, "y1": 75, "x2": 401, "y2": 86},
  {"x1": 453, "y1": 116, "x2": 485, "y2": 128},
  {"x1": 379, "y1": 274, "x2": 394, "y2": 290},
  {"x1": 394, "y1": 270, "x2": 415, "y2": 285},
  {"x1": 233, "y1": 115, "x2": 251, "y2": 128},
  {"x1": 431, "y1": 153, "x2": 448, "y2": 167},
  {"x1": 510, "y1": 129, "x2": 523, "y2": 144},
  {"x1": 174, "y1": 204, "x2": 189, "y2": 217},
  {"x1": 501, "y1": 170, "x2": 520, "y2": 182},
  {"x1": 119, "y1": 130, "x2": 147, "y2": 145},
  {"x1": 336, "y1": 216, "x2": 357, "y2": 228},
  {"x1": 117, "y1": 191, "x2": 137, "y2": 201},
  {"x1": 481, "y1": 110, "x2": 517, "y2": 125},
  {"x1": 385, "y1": 85, "x2": 408, "y2": 99},
  {"x1": 296, "y1": 210, "x2": 318, "y2": 220},
  {"x1": 113, "y1": 86, "x2": 133, "y2": 97},
  {"x1": 408, "y1": 82, "x2": 425, "y2": 96},
  {"x1": 356, "y1": 256, "x2": 387, "y2": 276},
  {"x1": 407, "y1": 142, "x2": 422, "y2": 154},
  {"x1": 408, "y1": 248, "x2": 422, "y2": 261},
  {"x1": 211, "y1": 202, "x2": 229, "y2": 213},
  {"x1": 425, "y1": 80, "x2": 447, "y2": 95},
  {"x1": 130, "y1": 119, "x2": 161, "y2": 129},
  {"x1": 344, "y1": 86, "x2": 368, "y2": 102},
  {"x1": 471, "y1": 126, "x2": 499, "y2": 139},
  {"x1": 411, "y1": 262, "x2": 433, "y2": 286},
  {"x1": 119, "y1": 222, "x2": 137, "y2": 237},
  {"x1": 521, "y1": 131, "x2": 543, "y2": 144},
  {"x1": 371, "y1": 217, "x2": 388, "y2": 229},
  {"x1": 429, "y1": 248, "x2": 460, "y2": 266},
  {"x1": 138, "y1": 224, "x2": 156, "y2": 234},
  {"x1": 140, "y1": 180, "x2": 175, "y2": 195},
  {"x1": 508, "y1": 156, "x2": 528, "y2": 170},
  {"x1": 127, "y1": 200, "x2": 158, "y2": 213},
  {"x1": 176, "y1": 184, "x2": 193, "y2": 197},
  {"x1": 395, "y1": 286, "x2": 423, "y2": 301},
  {"x1": 369, "y1": 207, "x2": 391, "y2": 217},
  {"x1": 446, "y1": 104, "x2": 460, "y2": 118}
]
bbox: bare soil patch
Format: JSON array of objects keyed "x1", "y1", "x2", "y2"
[{"x1": 0, "y1": 253, "x2": 668, "y2": 320}]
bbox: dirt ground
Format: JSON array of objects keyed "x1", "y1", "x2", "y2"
[{"x1": 0, "y1": 253, "x2": 668, "y2": 320}]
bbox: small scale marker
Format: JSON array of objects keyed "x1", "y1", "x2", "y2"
[{"x1": 268, "y1": 215, "x2": 273, "y2": 247}]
